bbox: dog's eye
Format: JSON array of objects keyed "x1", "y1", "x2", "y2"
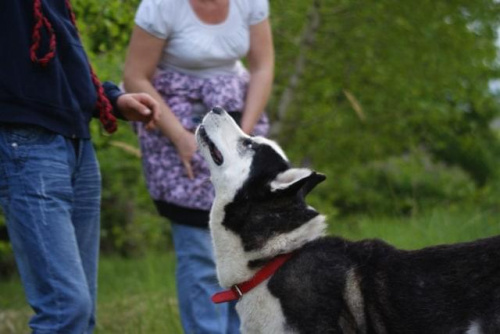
[{"x1": 242, "y1": 138, "x2": 253, "y2": 149}]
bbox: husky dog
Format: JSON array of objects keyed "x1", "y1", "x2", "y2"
[{"x1": 196, "y1": 107, "x2": 500, "y2": 334}]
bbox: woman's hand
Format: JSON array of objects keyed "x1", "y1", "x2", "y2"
[{"x1": 172, "y1": 129, "x2": 197, "y2": 180}]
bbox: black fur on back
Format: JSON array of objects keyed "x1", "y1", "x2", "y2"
[
  {"x1": 222, "y1": 143, "x2": 323, "y2": 252},
  {"x1": 268, "y1": 235, "x2": 500, "y2": 334}
]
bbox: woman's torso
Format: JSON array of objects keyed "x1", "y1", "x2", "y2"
[{"x1": 135, "y1": 0, "x2": 268, "y2": 78}]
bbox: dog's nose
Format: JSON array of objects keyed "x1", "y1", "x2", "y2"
[{"x1": 211, "y1": 107, "x2": 224, "y2": 115}]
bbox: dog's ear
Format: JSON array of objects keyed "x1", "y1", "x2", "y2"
[{"x1": 270, "y1": 168, "x2": 326, "y2": 197}]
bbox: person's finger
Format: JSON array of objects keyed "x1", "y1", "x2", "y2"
[
  {"x1": 145, "y1": 97, "x2": 161, "y2": 122},
  {"x1": 124, "y1": 96, "x2": 152, "y2": 118},
  {"x1": 151, "y1": 105, "x2": 161, "y2": 122},
  {"x1": 182, "y1": 159, "x2": 194, "y2": 180},
  {"x1": 145, "y1": 119, "x2": 157, "y2": 131},
  {"x1": 135, "y1": 93, "x2": 160, "y2": 121}
]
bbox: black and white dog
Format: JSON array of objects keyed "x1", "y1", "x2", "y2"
[{"x1": 196, "y1": 107, "x2": 500, "y2": 334}]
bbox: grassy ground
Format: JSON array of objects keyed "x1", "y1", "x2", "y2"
[
  {"x1": 0, "y1": 206, "x2": 498, "y2": 333},
  {"x1": 329, "y1": 206, "x2": 500, "y2": 249},
  {"x1": 0, "y1": 253, "x2": 183, "y2": 334}
]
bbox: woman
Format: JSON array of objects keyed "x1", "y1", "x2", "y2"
[{"x1": 123, "y1": 0, "x2": 274, "y2": 332}]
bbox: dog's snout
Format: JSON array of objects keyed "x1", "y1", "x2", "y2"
[{"x1": 211, "y1": 107, "x2": 224, "y2": 115}]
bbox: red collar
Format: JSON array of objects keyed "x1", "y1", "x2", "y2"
[{"x1": 211, "y1": 253, "x2": 294, "y2": 304}]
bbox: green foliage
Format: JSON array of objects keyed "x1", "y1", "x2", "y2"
[
  {"x1": 72, "y1": 0, "x2": 140, "y2": 81},
  {"x1": 272, "y1": 0, "x2": 500, "y2": 215},
  {"x1": 322, "y1": 148, "x2": 477, "y2": 215},
  {"x1": 73, "y1": 0, "x2": 140, "y2": 55}
]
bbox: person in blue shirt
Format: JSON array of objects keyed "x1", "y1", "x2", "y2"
[{"x1": 0, "y1": 1, "x2": 160, "y2": 333}]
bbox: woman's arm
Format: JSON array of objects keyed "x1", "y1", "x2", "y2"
[
  {"x1": 123, "y1": 25, "x2": 197, "y2": 179},
  {"x1": 241, "y1": 18, "x2": 275, "y2": 135}
]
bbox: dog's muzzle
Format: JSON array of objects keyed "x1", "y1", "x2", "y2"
[{"x1": 198, "y1": 125, "x2": 224, "y2": 166}]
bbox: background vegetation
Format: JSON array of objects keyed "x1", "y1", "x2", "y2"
[{"x1": 1, "y1": 0, "x2": 500, "y2": 332}]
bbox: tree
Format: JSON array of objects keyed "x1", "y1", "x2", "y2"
[{"x1": 270, "y1": 0, "x2": 500, "y2": 214}]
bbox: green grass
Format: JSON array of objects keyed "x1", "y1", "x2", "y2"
[
  {"x1": 94, "y1": 252, "x2": 182, "y2": 333},
  {"x1": 0, "y1": 252, "x2": 183, "y2": 334},
  {"x1": 330, "y1": 206, "x2": 500, "y2": 249},
  {"x1": 0, "y1": 206, "x2": 499, "y2": 333}
]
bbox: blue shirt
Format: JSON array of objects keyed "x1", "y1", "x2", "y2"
[{"x1": 0, "y1": 0, "x2": 122, "y2": 139}]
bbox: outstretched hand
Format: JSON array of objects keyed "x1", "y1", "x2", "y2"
[{"x1": 116, "y1": 93, "x2": 161, "y2": 130}]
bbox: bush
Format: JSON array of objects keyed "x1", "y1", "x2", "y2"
[{"x1": 309, "y1": 147, "x2": 477, "y2": 216}]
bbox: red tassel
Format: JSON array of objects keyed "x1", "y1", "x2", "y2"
[{"x1": 30, "y1": 0, "x2": 117, "y2": 133}]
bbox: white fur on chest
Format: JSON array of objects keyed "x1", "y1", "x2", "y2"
[{"x1": 236, "y1": 282, "x2": 297, "y2": 334}]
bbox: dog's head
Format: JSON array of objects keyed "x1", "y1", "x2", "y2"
[{"x1": 196, "y1": 107, "x2": 326, "y2": 256}]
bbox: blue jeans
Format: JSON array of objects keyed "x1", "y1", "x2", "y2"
[
  {"x1": 0, "y1": 124, "x2": 101, "y2": 334},
  {"x1": 171, "y1": 222, "x2": 240, "y2": 333}
]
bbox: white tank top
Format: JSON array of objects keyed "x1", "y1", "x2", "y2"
[{"x1": 135, "y1": 0, "x2": 269, "y2": 78}]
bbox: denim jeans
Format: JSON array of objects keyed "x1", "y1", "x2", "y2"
[
  {"x1": 171, "y1": 222, "x2": 240, "y2": 333},
  {"x1": 0, "y1": 124, "x2": 101, "y2": 334}
]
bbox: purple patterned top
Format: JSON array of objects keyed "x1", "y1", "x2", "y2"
[{"x1": 135, "y1": 69, "x2": 269, "y2": 211}]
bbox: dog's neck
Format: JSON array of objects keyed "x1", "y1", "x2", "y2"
[{"x1": 210, "y1": 198, "x2": 327, "y2": 288}]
